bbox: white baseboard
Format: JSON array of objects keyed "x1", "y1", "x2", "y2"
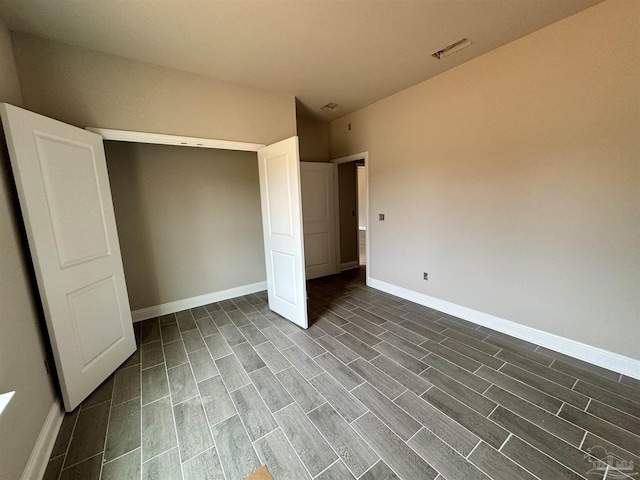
[
  {"x1": 367, "y1": 277, "x2": 640, "y2": 380},
  {"x1": 131, "y1": 281, "x2": 267, "y2": 322},
  {"x1": 340, "y1": 261, "x2": 360, "y2": 271},
  {"x1": 21, "y1": 399, "x2": 64, "y2": 480}
]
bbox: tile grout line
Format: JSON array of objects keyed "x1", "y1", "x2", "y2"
[
  {"x1": 134, "y1": 357, "x2": 142, "y2": 480},
  {"x1": 569, "y1": 403, "x2": 640, "y2": 445},
  {"x1": 488, "y1": 394, "x2": 630, "y2": 477},
  {"x1": 470, "y1": 440, "x2": 541, "y2": 480},
  {"x1": 209, "y1": 349, "x2": 254, "y2": 480},
  {"x1": 464, "y1": 438, "x2": 483, "y2": 460},
  {"x1": 163, "y1": 319, "x2": 187, "y2": 480},
  {"x1": 479, "y1": 362, "x2": 590, "y2": 414},
  {"x1": 497, "y1": 432, "x2": 512, "y2": 452},
  {"x1": 405, "y1": 426, "x2": 424, "y2": 445},
  {"x1": 578, "y1": 430, "x2": 588, "y2": 450},
  {"x1": 391, "y1": 387, "x2": 410, "y2": 402},
  {"x1": 479, "y1": 378, "x2": 593, "y2": 442},
  {"x1": 137, "y1": 353, "x2": 143, "y2": 480},
  {"x1": 253, "y1": 398, "x2": 319, "y2": 479},
  {"x1": 356, "y1": 378, "x2": 480, "y2": 474},
  {"x1": 97, "y1": 376, "x2": 116, "y2": 479},
  {"x1": 101, "y1": 446, "x2": 141, "y2": 468},
  {"x1": 55, "y1": 401, "x2": 81, "y2": 479},
  {"x1": 511, "y1": 429, "x2": 615, "y2": 479},
  {"x1": 571, "y1": 377, "x2": 580, "y2": 390},
  {"x1": 355, "y1": 459, "x2": 380, "y2": 479},
  {"x1": 59, "y1": 452, "x2": 104, "y2": 475},
  {"x1": 304, "y1": 401, "x2": 380, "y2": 479},
  {"x1": 481, "y1": 381, "x2": 494, "y2": 396},
  {"x1": 311, "y1": 458, "x2": 341, "y2": 479},
  {"x1": 137, "y1": 445, "x2": 176, "y2": 466}
]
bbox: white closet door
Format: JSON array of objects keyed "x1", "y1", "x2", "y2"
[
  {"x1": 1, "y1": 104, "x2": 135, "y2": 411},
  {"x1": 257, "y1": 137, "x2": 308, "y2": 328},
  {"x1": 301, "y1": 162, "x2": 337, "y2": 279}
]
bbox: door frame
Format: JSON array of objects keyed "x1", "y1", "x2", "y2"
[
  {"x1": 88, "y1": 128, "x2": 309, "y2": 326},
  {"x1": 331, "y1": 152, "x2": 369, "y2": 281},
  {"x1": 86, "y1": 127, "x2": 267, "y2": 151}
]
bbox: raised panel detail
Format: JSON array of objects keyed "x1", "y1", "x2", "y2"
[
  {"x1": 301, "y1": 171, "x2": 328, "y2": 222},
  {"x1": 265, "y1": 153, "x2": 293, "y2": 236},
  {"x1": 35, "y1": 132, "x2": 110, "y2": 268},
  {"x1": 304, "y1": 232, "x2": 330, "y2": 267},
  {"x1": 271, "y1": 251, "x2": 297, "y2": 306},
  {"x1": 67, "y1": 276, "x2": 124, "y2": 369}
]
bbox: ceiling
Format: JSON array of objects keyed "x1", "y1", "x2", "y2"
[{"x1": 0, "y1": 0, "x2": 603, "y2": 121}]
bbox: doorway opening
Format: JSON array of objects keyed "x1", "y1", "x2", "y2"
[
  {"x1": 357, "y1": 164, "x2": 367, "y2": 266},
  {"x1": 332, "y1": 152, "x2": 368, "y2": 279}
]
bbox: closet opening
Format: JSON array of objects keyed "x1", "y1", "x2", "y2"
[
  {"x1": 104, "y1": 141, "x2": 266, "y2": 320},
  {"x1": 90, "y1": 127, "x2": 308, "y2": 328}
]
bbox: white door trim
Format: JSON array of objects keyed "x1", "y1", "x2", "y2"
[
  {"x1": 86, "y1": 128, "x2": 266, "y2": 152},
  {"x1": 331, "y1": 152, "x2": 369, "y2": 284}
]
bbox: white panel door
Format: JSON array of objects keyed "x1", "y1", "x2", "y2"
[
  {"x1": 1, "y1": 104, "x2": 135, "y2": 411},
  {"x1": 301, "y1": 162, "x2": 337, "y2": 279},
  {"x1": 257, "y1": 137, "x2": 308, "y2": 328}
]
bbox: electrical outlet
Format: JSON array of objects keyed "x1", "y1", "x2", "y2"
[{"x1": 423, "y1": 272, "x2": 428, "y2": 281}]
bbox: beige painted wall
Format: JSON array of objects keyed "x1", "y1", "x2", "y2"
[
  {"x1": 11, "y1": 33, "x2": 296, "y2": 145},
  {"x1": 338, "y1": 162, "x2": 358, "y2": 265},
  {"x1": 0, "y1": 20, "x2": 57, "y2": 480},
  {"x1": 105, "y1": 142, "x2": 266, "y2": 310},
  {"x1": 330, "y1": 0, "x2": 640, "y2": 359},
  {"x1": 297, "y1": 117, "x2": 329, "y2": 162}
]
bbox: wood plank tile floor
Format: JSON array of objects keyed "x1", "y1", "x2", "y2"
[{"x1": 44, "y1": 268, "x2": 640, "y2": 480}]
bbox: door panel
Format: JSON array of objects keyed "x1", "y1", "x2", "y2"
[
  {"x1": 257, "y1": 137, "x2": 308, "y2": 328},
  {"x1": 35, "y1": 133, "x2": 112, "y2": 266},
  {"x1": 68, "y1": 276, "x2": 124, "y2": 366},
  {"x1": 304, "y1": 232, "x2": 331, "y2": 266},
  {"x1": 300, "y1": 162, "x2": 337, "y2": 279},
  {"x1": 1, "y1": 104, "x2": 135, "y2": 411}
]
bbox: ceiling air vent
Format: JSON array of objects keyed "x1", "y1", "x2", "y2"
[
  {"x1": 321, "y1": 103, "x2": 341, "y2": 112},
  {"x1": 432, "y1": 38, "x2": 472, "y2": 60}
]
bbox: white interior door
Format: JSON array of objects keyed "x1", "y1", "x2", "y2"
[
  {"x1": 1, "y1": 104, "x2": 135, "y2": 411},
  {"x1": 301, "y1": 162, "x2": 337, "y2": 279},
  {"x1": 257, "y1": 137, "x2": 308, "y2": 328}
]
